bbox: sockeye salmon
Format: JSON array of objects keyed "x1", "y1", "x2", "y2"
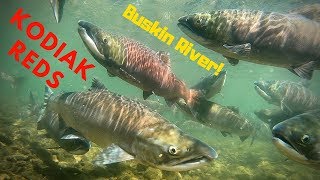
[
  {"x1": 176, "y1": 72, "x2": 255, "y2": 142},
  {"x1": 177, "y1": 6, "x2": 320, "y2": 79},
  {"x1": 254, "y1": 80, "x2": 320, "y2": 114},
  {"x1": 77, "y1": 20, "x2": 203, "y2": 109},
  {"x1": 37, "y1": 79, "x2": 218, "y2": 171},
  {"x1": 272, "y1": 109, "x2": 320, "y2": 170}
]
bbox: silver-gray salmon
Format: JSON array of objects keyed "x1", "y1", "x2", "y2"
[
  {"x1": 176, "y1": 72, "x2": 255, "y2": 142},
  {"x1": 254, "y1": 80, "x2": 320, "y2": 114},
  {"x1": 77, "y1": 20, "x2": 202, "y2": 108},
  {"x1": 272, "y1": 109, "x2": 320, "y2": 170},
  {"x1": 38, "y1": 79, "x2": 218, "y2": 171},
  {"x1": 177, "y1": 99, "x2": 255, "y2": 142},
  {"x1": 177, "y1": 7, "x2": 320, "y2": 79}
]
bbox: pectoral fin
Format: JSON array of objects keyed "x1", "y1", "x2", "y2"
[
  {"x1": 93, "y1": 144, "x2": 134, "y2": 166},
  {"x1": 289, "y1": 61, "x2": 318, "y2": 80},
  {"x1": 143, "y1": 91, "x2": 153, "y2": 100},
  {"x1": 223, "y1": 43, "x2": 251, "y2": 55}
]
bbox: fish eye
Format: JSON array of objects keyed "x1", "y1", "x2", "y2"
[
  {"x1": 301, "y1": 134, "x2": 310, "y2": 144},
  {"x1": 103, "y1": 38, "x2": 108, "y2": 43},
  {"x1": 196, "y1": 19, "x2": 201, "y2": 24},
  {"x1": 168, "y1": 145, "x2": 178, "y2": 155}
]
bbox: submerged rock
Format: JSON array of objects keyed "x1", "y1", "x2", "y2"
[
  {"x1": 143, "y1": 167, "x2": 163, "y2": 180},
  {"x1": 0, "y1": 133, "x2": 13, "y2": 145},
  {"x1": 0, "y1": 174, "x2": 10, "y2": 180}
]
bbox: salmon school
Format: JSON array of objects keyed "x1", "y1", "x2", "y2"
[{"x1": 7, "y1": 8, "x2": 95, "y2": 88}]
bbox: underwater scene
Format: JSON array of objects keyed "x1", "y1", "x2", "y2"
[{"x1": 0, "y1": 0, "x2": 320, "y2": 179}]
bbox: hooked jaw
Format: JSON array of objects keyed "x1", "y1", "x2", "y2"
[
  {"x1": 254, "y1": 81, "x2": 273, "y2": 103},
  {"x1": 78, "y1": 20, "x2": 105, "y2": 60},
  {"x1": 177, "y1": 15, "x2": 208, "y2": 45},
  {"x1": 177, "y1": 15, "x2": 198, "y2": 37},
  {"x1": 272, "y1": 123, "x2": 308, "y2": 163},
  {"x1": 158, "y1": 141, "x2": 218, "y2": 171}
]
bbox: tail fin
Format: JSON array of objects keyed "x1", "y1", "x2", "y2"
[
  {"x1": 12, "y1": 76, "x2": 25, "y2": 89},
  {"x1": 29, "y1": 91, "x2": 36, "y2": 106},
  {"x1": 37, "y1": 85, "x2": 54, "y2": 123},
  {"x1": 27, "y1": 91, "x2": 40, "y2": 117},
  {"x1": 186, "y1": 90, "x2": 213, "y2": 119},
  {"x1": 249, "y1": 122, "x2": 262, "y2": 146}
]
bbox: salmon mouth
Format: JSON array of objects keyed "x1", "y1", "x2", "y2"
[
  {"x1": 272, "y1": 124, "x2": 308, "y2": 162},
  {"x1": 78, "y1": 20, "x2": 105, "y2": 60},
  {"x1": 158, "y1": 155, "x2": 216, "y2": 171},
  {"x1": 177, "y1": 15, "x2": 208, "y2": 44},
  {"x1": 254, "y1": 81, "x2": 273, "y2": 102},
  {"x1": 177, "y1": 16, "x2": 196, "y2": 34},
  {"x1": 157, "y1": 144, "x2": 218, "y2": 171},
  {"x1": 272, "y1": 137, "x2": 308, "y2": 162}
]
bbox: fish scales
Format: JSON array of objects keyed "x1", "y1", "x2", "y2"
[
  {"x1": 77, "y1": 20, "x2": 199, "y2": 105},
  {"x1": 117, "y1": 36, "x2": 181, "y2": 91},
  {"x1": 254, "y1": 80, "x2": 320, "y2": 114},
  {"x1": 178, "y1": 8, "x2": 320, "y2": 79},
  {"x1": 277, "y1": 81, "x2": 320, "y2": 112},
  {"x1": 203, "y1": 103, "x2": 253, "y2": 134},
  {"x1": 207, "y1": 10, "x2": 320, "y2": 54},
  {"x1": 53, "y1": 90, "x2": 167, "y2": 146},
  {"x1": 40, "y1": 78, "x2": 218, "y2": 171}
]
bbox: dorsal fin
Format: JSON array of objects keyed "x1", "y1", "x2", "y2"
[
  {"x1": 290, "y1": 4, "x2": 320, "y2": 22},
  {"x1": 157, "y1": 51, "x2": 170, "y2": 65},
  {"x1": 90, "y1": 78, "x2": 106, "y2": 90}
]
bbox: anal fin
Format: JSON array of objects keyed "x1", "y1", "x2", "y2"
[
  {"x1": 90, "y1": 78, "x2": 107, "y2": 90},
  {"x1": 143, "y1": 91, "x2": 153, "y2": 100},
  {"x1": 93, "y1": 144, "x2": 134, "y2": 166},
  {"x1": 223, "y1": 56, "x2": 239, "y2": 66}
]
